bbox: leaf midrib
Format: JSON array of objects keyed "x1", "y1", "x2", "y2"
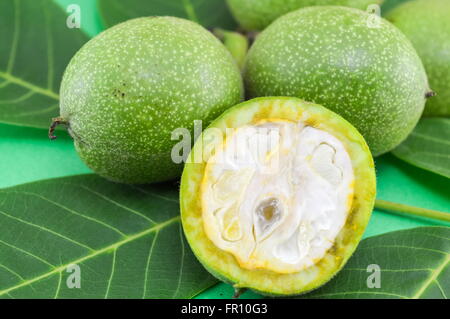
[
  {"x1": 412, "y1": 253, "x2": 449, "y2": 299},
  {"x1": 0, "y1": 215, "x2": 180, "y2": 297}
]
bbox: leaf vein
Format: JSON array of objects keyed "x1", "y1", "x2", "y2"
[
  {"x1": 172, "y1": 224, "x2": 185, "y2": 299},
  {"x1": 0, "y1": 263, "x2": 25, "y2": 281},
  {"x1": 80, "y1": 185, "x2": 156, "y2": 225},
  {"x1": 6, "y1": 0, "x2": 21, "y2": 73},
  {"x1": 0, "y1": 239, "x2": 55, "y2": 268},
  {"x1": 435, "y1": 280, "x2": 447, "y2": 299},
  {"x1": 0, "y1": 71, "x2": 58, "y2": 100},
  {"x1": 53, "y1": 272, "x2": 62, "y2": 299},
  {"x1": 0, "y1": 209, "x2": 94, "y2": 252},
  {"x1": 3, "y1": 190, "x2": 127, "y2": 237},
  {"x1": 0, "y1": 216, "x2": 179, "y2": 296},
  {"x1": 0, "y1": 91, "x2": 35, "y2": 104},
  {"x1": 410, "y1": 131, "x2": 450, "y2": 146},
  {"x1": 10, "y1": 103, "x2": 58, "y2": 118},
  {"x1": 129, "y1": 185, "x2": 179, "y2": 203},
  {"x1": 0, "y1": 80, "x2": 11, "y2": 88},
  {"x1": 104, "y1": 249, "x2": 117, "y2": 299},
  {"x1": 358, "y1": 244, "x2": 448, "y2": 255},
  {"x1": 142, "y1": 231, "x2": 159, "y2": 299},
  {"x1": 44, "y1": 5, "x2": 54, "y2": 91}
]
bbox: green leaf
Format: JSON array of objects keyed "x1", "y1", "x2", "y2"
[
  {"x1": 391, "y1": 118, "x2": 450, "y2": 179},
  {"x1": 0, "y1": 175, "x2": 217, "y2": 299},
  {"x1": 0, "y1": 0, "x2": 88, "y2": 129},
  {"x1": 300, "y1": 227, "x2": 450, "y2": 299},
  {"x1": 381, "y1": 0, "x2": 412, "y2": 15},
  {"x1": 98, "y1": 0, "x2": 237, "y2": 30}
]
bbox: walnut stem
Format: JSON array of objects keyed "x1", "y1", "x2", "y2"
[{"x1": 48, "y1": 117, "x2": 68, "y2": 140}]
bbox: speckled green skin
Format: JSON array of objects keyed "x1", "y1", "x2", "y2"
[
  {"x1": 244, "y1": 6, "x2": 429, "y2": 156},
  {"x1": 226, "y1": 0, "x2": 383, "y2": 31},
  {"x1": 59, "y1": 17, "x2": 243, "y2": 184},
  {"x1": 387, "y1": 0, "x2": 450, "y2": 116}
]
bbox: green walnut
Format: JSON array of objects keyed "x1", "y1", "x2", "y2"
[
  {"x1": 50, "y1": 17, "x2": 243, "y2": 184},
  {"x1": 386, "y1": 0, "x2": 450, "y2": 116},
  {"x1": 181, "y1": 97, "x2": 376, "y2": 296},
  {"x1": 226, "y1": 0, "x2": 383, "y2": 31},
  {"x1": 244, "y1": 6, "x2": 431, "y2": 156}
]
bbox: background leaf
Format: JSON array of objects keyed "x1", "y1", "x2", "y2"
[
  {"x1": 0, "y1": 175, "x2": 217, "y2": 299},
  {"x1": 392, "y1": 118, "x2": 450, "y2": 179},
  {"x1": 0, "y1": 0, "x2": 88, "y2": 129},
  {"x1": 98, "y1": 0, "x2": 237, "y2": 29},
  {"x1": 381, "y1": 0, "x2": 412, "y2": 15},
  {"x1": 299, "y1": 227, "x2": 449, "y2": 299}
]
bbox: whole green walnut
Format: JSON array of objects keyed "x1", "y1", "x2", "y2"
[
  {"x1": 244, "y1": 6, "x2": 430, "y2": 156},
  {"x1": 387, "y1": 0, "x2": 450, "y2": 116},
  {"x1": 226, "y1": 0, "x2": 383, "y2": 31},
  {"x1": 51, "y1": 17, "x2": 243, "y2": 184}
]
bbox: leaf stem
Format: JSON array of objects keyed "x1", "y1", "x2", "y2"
[{"x1": 375, "y1": 199, "x2": 450, "y2": 223}]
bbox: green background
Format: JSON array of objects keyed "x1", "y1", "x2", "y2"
[{"x1": 0, "y1": 0, "x2": 448, "y2": 299}]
